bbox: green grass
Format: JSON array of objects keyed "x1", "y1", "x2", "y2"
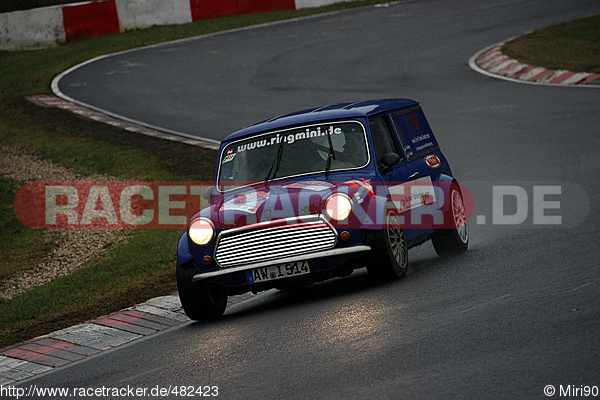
[
  {"x1": 0, "y1": 107, "x2": 214, "y2": 347},
  {"x1": 0, "y1": 0, "x2": 397, "y2": 349},
  {"x1": 0, "y1": 229, "x2": 182, "y2": 347},
  {"x1": 0, "y1": 101, "x2": 217, "y2": 181},
  {"x1": 0, "y1": 178, "x2": 58, "y2": 281},
  {"x1": 503, "y1": 14, "x2": 600, "y2": 74}
]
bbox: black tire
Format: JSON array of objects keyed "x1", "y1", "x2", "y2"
[
  {"x1": 366, "y1": 207, "x2": 408, "y2": 281},
  {"x1": 176, "y1": 262, "x2": 228, "y2": 321},
  {"x1": 432, "y1": 183, "x2": 469, "y2": 257}
]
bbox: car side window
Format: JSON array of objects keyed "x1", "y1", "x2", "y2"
[
  {"x1": 369, "y1": 116, "x2": 401, "y2": 168},
  {"x1": 389, "y1": 108, "x2": 439, "y2": 162}
]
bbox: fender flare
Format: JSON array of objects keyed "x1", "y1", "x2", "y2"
[{"x1": 176, "y1": 233, "x2": 194, "y2": 266}]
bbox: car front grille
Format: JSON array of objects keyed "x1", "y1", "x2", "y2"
[{"x1": 214, "y1": 216, "x2": 337, "y2": 268}]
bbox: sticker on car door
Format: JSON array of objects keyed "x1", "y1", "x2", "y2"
[{"x1": 387, "y1": 176, "x2": 437, "y2": 212}]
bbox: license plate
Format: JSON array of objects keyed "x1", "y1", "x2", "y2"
[{"x1": 246, "y1": 260, "x2": 310, "y2": 283}]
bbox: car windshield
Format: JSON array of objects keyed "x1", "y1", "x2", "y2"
[{"x1": 218, "y1": 121, "x2": 369, "y2": 191}]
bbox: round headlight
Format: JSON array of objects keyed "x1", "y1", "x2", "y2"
[
  {"x1": 325, "y1": 193, "x2": 353, "y2": 221},
  {"x1": 188, "y1": 218, "x2": 215, "y2": 246}
]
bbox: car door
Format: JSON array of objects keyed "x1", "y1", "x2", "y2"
[
  {"x1": 387, "y1": 107, "x2": 443, "y2": 236},
  {"x1": 368, "y1": 114, "x2": 428, "y2": 243},
  {"x1": 368, "y1": 114, "x2": 408, "y2": 182}
]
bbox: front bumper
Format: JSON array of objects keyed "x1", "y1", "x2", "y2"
[{"x1": 191, "y1": 245, "x2": 371, "y2": 282}]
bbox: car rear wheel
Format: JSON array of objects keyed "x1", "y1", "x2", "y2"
[
  {"x1": 432, "y1": 184, "x2": 469, "y2": 257},
  {"x1": 366, "y1": 208, "x2": 408, "y2": 281},
  {"x1": 176, "y1": 262, "x2": 228, "y2": 321}
]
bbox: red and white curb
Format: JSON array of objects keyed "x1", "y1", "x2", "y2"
[
  {"x1": 0, "y1": 292, "x2": 254, "y2": 385},
  {"x1": 469, "y1": 41, "x2": 600, "y2": 87},
  {"x1": 26, "y1": 94, "x2": 220, "y2": 150}
]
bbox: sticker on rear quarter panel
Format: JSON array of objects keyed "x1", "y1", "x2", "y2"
[{"x1": 424, "y1": 155, "x2": 441, "y2": 168}]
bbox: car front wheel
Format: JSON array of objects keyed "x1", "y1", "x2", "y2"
[
  {"x1": 366, "y1": 208, "x2": 408, "y2": 281},
  {"x1": 176, "y1": 262, "x2": 228, "y2": 321}
]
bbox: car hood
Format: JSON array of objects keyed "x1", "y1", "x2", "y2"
[{"x1": 210, "y1": 179, "x2": 337, "y2": 229}]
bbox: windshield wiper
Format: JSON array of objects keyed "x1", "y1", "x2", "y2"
[
  {"x1": 265, "y1": 139, "x2": 285, "y2": 182},
  {"x1": 324, "y1": 131, "x2": 336, "y2": 175}
]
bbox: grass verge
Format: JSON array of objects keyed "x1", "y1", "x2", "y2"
[
  {"x1": 0, "y1": 0, "x2": 396, "y2": 349},
  {"x1": 0, "y1": 177, "x2": 57, "y2": 281},
  {"x1": 503, "y1": 14, "x2": 600, "y2": 74},
  {"x1": 0, "y1": 230, "x2": 182, "y2": 347}
]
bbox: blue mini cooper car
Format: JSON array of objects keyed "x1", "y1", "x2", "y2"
[{"x1": 177, "y1": 99, "x2": 470, "y2": 320}]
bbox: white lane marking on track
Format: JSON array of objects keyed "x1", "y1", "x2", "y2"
[
  {"x1": 564, "y1": 280, "x2": 598, "y2": 293},
  {"x1": 459, "y1": 294, "x2": 512, "y2": 314}
]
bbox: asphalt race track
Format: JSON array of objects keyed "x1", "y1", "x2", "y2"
[{"x1": 37, "y1": 0, "x2": 600, "y2": 398}]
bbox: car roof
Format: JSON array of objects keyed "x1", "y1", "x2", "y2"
[{"x1": 224, "y1": 98, "x2": 419, "y2": 142}]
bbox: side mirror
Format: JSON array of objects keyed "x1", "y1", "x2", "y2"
[{"x1": 379, "y1": 153, "x2": 400, "y2": 173}]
